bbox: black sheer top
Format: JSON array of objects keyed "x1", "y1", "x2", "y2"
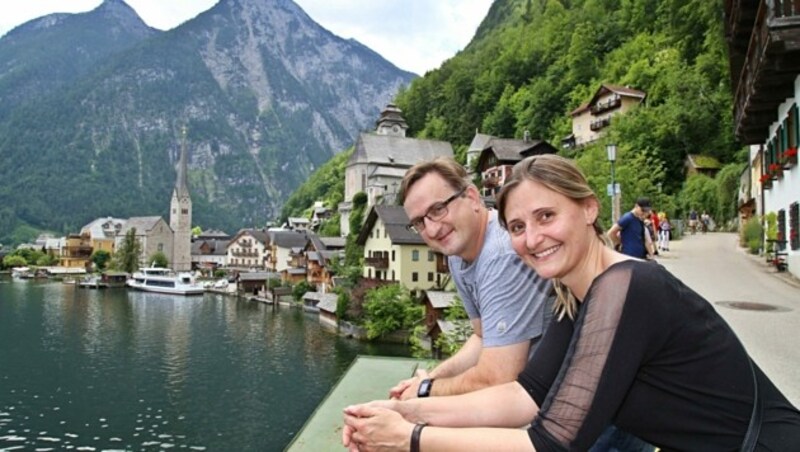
[{"x1": 518, "y1": 260, "x2": 800, "y2": 451}]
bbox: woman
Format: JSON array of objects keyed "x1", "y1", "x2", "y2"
[
  {"x1": 658, "y1": 211, "x2": 671, "y2": 251},
  {"x1": 342, "y1": 155, "x2": 800, "y2": 451}
]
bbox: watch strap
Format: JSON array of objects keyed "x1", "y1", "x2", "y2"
[{"x1": 410, "y1": 423, "x2": 426, "y2": 452}]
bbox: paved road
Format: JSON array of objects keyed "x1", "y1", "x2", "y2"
[{"x1": 657, "y1": 232, "x2": 800, "y2": 406}]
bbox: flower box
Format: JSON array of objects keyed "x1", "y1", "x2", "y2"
[
  {"x1": 781, "y1": 147, "x2": 798, "y2": 169},
  {"x1": 760, "y1": 173, "x2": 772, "y2": 189},
  {"x1": 769, "y1": 163, "x2": 783, "y2": 179}
]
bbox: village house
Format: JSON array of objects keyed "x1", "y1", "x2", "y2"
[
  {"x1": 81, "y1": 217, "x2": 126, "y2": 256},
  {"x1": 563, "y1": 84, "x2": 647, "y2": 148},
  {"x1": 59, "y1": 233, "x2": 93, "y2": 269},
  {"x1": 724, "y1": 0, "x2": 800, "y2": 279},
  {"x1": 469, "y1": 132, "x2": 559, "y2": 199},
  {"x1": 356, "y1": 205, "x2": 446, "y2": 292},
  {"x1": 305, "y1": 234, "x2": 345, "y2": 292},
  {"x1": 226, "y1": 229, "x2": 270, "y2": 271},
  {"x1": 266, "y1": 230, "x2": 309, "y2": 279},
  {"x1": 339, "y1": 104, "x2": 454, "y2": 236},
  {"x1": 685, "y1": 154, "x2": 723, "y2": 178}
]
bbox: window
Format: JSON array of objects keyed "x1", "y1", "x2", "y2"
[
  {"x1": 412, "y1": 272, "x2": 418, "y2": 282},
  {"x1": 412, "y1": 250, "x2": 419, "y2": 261},
  {"x1": 790, "y1": 203, "x2": 799, "y2": 250},
  {"x1": 428, "y1": 250, "x2": 434, "y2": 262},
  {"x1": 392, "y1": 270, "x2": 395, "y2": 280},
  {"x1": 392, "y1": 250, "x2": 395, "y2": 261},
  {"x1": 428, "y1": 272, "x2": 433, "y2": 281},
  {"x1": 158, "y1": 243, "x2": 164, "y2": 252}
]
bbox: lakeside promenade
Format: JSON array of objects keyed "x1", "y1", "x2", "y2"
[{"x1": 658, "y1": 232, "x2": 800, "y2": 406}]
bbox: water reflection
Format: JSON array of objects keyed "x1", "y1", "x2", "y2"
[{"x1": 0, "y1": 279, "x2": 409, "y2": 450}]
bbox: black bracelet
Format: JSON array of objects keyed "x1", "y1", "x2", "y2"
[{"x1": 410, "y1": 423, "x2": 426, "y2": 452}]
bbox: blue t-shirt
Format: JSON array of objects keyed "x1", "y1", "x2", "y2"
[
  {"x1": 449, "y1": 211, "x2": 553, "y2": 358},
  {"x1": 617, "y1": 211, "x2": 647, "y2": 258}
]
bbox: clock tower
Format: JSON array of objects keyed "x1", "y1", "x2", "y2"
[{"x1": 170, "y1": 126, "x2": 192, "y2": 271}]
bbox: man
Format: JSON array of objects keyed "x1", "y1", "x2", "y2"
[
  {"x1": 389, "y1": 156, "x2": 553, "y2": 399},
  {"x1": 608, "y1": 197, "x2": 652, "y2": 259}
]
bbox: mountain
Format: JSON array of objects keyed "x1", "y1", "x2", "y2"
[
  {"x1": 0, "y1": 0, "x2": 157, "y2": 121},
  {"x1": 0, "y1": 0, "x2": 415, "y2": 243}
]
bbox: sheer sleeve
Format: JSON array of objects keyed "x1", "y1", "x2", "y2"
[{"x1": 525, "y1": 262, "x2": 653, "y2": 451}]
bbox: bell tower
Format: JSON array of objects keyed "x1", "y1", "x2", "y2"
[{"x1": 170, "y1": 126, "x2": 192, "y2": 271}]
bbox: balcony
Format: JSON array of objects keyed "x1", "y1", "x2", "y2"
[
  {"x1": 231, "y1": 250, "x2": 259, "y2": 258},
  {"x1": 590, "y1": 96, "x2": 621, "y2": 115},
  {"x1": 364, "y1": 256, "x2": 389, "y2": 269},
  {"x1": 727, "y1": 0, "x2": 800, "y2": 144},
  {"x1": 590, "y1": 117, "x2": 611, "y2": 131}
]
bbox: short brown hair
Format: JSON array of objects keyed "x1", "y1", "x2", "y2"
[{"x1": 398, "y1": 157, "x2": 470, "y2": 205}]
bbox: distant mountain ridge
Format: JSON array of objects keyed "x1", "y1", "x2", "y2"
[{"x1": 0, "y1": 0, "x2": 415, "y2": 243}]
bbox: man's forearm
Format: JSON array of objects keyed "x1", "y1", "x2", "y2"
[{"x1": 428, "y1": 333, "x2": 482, "y2": 379}]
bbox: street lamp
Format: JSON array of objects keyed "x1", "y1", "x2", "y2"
[{"x1": 606, "y1": 144, "x2": 621, "y2": 223}]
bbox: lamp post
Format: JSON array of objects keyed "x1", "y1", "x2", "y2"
[{"x1": 606, "y1": 144, "x2": 621, "y2": 223}]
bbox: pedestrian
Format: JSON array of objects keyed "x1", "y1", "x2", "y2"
[
  {"x1": 701, "y1": 210, "x2": 711, "y2": 233},
  {"x1": 658, "y1": 212, "x2": 671, "y2": 251},
  {"x1": 342, "y1": 154, "x2": 800, "y2": 451},
  {"x1": 607, "y1": 197, "x2": 651, "y2": 259},
  {"x1": 689, "y1": 208, "x2": 698, "y2": 234}
]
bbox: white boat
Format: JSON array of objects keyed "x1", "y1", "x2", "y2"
[
  {"x1": 11, "y1": 267, "x2": 31, "y2": 279},
  {"x1": 126, "y1": 267, "x2": 204, "y2": 295}
]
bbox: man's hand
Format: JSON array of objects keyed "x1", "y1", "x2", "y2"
[
  {"x1": 343, "y1": 402, "x2": 411, "y2": 452},
  {"x1": 389, "y1": 368, "x2": 430, "y2": 400}
]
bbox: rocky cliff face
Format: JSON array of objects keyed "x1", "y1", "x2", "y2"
[{"x1": 0, "y1": 0, "x2": 415, "y2": 239}]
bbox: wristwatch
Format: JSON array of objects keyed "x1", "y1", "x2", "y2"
[{"x1": 417, "y1": 378, "x2": 434, "y2": 398}]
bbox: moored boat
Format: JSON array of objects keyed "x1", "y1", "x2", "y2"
[{"x1": 126, "y1": 267, "x2": 204, "y2": 295}]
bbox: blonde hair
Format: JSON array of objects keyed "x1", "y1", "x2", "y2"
[{"x1": 496, "y1": 154, "x2": 606, "y2": 320}]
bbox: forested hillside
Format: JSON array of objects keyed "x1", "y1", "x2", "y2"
[{"x1": 255, "y1": 0, "x2": 747, "y2": 233}]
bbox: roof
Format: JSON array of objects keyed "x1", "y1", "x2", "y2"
[
  {"x1": 270, "y1": 230, "x2": 308, "y2": 249},
  {"x1": 289, "y1": 217, "x2": 310, "y2": 224},
  {"x1": 191, "y1": 239, "x2": 230, "y2": 256},
  {"x1": 425, "y1": 290, "x2": 458, "y2": 309},
  {"x1": 303, "y1": 292, "x2": 338, "y2": 305},
  {"x1": 318, "y1": 297, "x2": 338, "y2": 313},
  {"x1": 467, "y1": 133, "x2": 494, "y2": 152},
  {"x1": 356, "y1": 205, "x2": 426, "y2": 246},
  {"x1": 238, "y1": 272, "x2": 272, "y2": 281},
  {"x1": 570, "y1": 84, "x2": 646, "y2": 117},
  {"x1": 349, "y1": 133, "x2": 453, "y2": 168},
  {"x1": 120, "y1": 217, "x2": 166, "y2": 235},
  {"x1": 197, "y1": 229, "x2": 230, "y2": 239},
  {"x1": 229, "y1": 228, "x2": 270, "y2": 247},
  {"x1": 81, "y1": 217, "x2": 127, "y2": 239},
  {"x1": 287, "y1": 268, "x2": 307, "y2": 275},
  {"x1": 477, "y1": 138, "x2": 558, "y2": 171},
  {"x1": 319, "y1": 237, "x2": 346, "y2": 249},
  {"x1": 687, "y1": 154, "x2": 722, "y2": 170}
]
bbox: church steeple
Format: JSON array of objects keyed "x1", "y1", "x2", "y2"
[
  {"x1": 375, "y1": 103, "x2": 408, "y2": 137},
  {"x1": 170, "y1": 126, "x2": 192, "y2": 271},
  {"x1": 175, "y1": 126, "x2": 190, "y2": 199}
]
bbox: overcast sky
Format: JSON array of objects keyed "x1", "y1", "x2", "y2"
[{"x1": 0, "y1": 0, "x2": 493, "y2": 75}]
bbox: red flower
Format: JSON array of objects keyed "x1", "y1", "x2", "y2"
[{"x1": 785, "y1": 147, "x2": 798, "y2": 158}]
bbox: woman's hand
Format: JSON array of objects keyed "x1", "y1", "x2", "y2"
[{"x1": 343, "y1": 403, "x2": 414, "y2": 452}]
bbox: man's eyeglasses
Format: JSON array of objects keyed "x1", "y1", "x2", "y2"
[{"x1": 406, "y1": 187, "x2": 467, "y2": 234}]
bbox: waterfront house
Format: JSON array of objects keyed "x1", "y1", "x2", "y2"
[
  {"x1": 116, "y1": 216, "x2": 174, "y2": 269},
  {"x1": 59, "y1": 233, "x2": 93, "y2": 269},
  {"x1": 724, "y1": 0, "x2": 800, "y2": 279},
  {"x1": 305, "y1": 234, "x2": 345, "y2": 292},
  {"x1": 302, "y1": 291, "x2": 338, "y2": 313},
  {"x1": 81, "y1": 217, "x2": 126, "y2": 256},
  {"x1": 226, "y1": 229, "x2": 270, "y2": 271},
  {"x1": 356, "y1": 205, "x2": 446, "y2": 291},
  {"x1": 318, "y1": 295, "x2": 338, "y2": 329},
  {"x1": 191, "y1": 238, "x2": 229, "y2": 273},
  {"x1": 266, "y1": 230, "x2": 309, "y2": 275},
  {"x1": 236, "y1": 271, "x2": 278, "y2": 296},
  {"x1": 339, "y1": 104, "x2": 454, "y2": 236},
  {"x1": 563, "y1": 84, "x2": 647, "y2": 148}
]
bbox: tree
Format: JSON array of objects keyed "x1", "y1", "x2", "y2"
[
  {"x1": 114, "y1": 228, "x2": 142, "y2": 273},
  {"x1": 149, "y1": 251, "x2": 169, "y2": 268},
  {"x1": 293, "y1": 280, "x2": 313, "y2": 301},
  {"x1": 362, "y1": 284, "x2": 424, "y2": 340},
  {"x1": 3, "y1": 254, "x2": 27, "y2": 269},
  {"x1": 191, "y1": 226, "x2": 202, "y2": 237},
  {"x1": 91, "y1": 250, "x2": 111, "y2": 271}
]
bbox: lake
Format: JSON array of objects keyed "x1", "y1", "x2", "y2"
[{"x1": 0, "y1": 276, "x2": 409, "y2": 450}]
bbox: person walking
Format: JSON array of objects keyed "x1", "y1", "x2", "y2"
[
  {"x1": 689, "y1": 209, "x2": 699, "y2": 234},
  {"x1": 607, "y1": 197, "x2": 651, "y2": 259},
  {"x1": 342, "y1": 154, "x2": 800, "y2": 452},
  {"x1": 658, "y1": 212, "x2": 671, "y2": 251}
]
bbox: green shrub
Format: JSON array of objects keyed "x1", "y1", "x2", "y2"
[{"x1": 742, "y1": 217, "x2": 763, "y2": 254}]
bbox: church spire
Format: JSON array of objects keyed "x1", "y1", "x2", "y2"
[{"x1": 175, "y1": 125, "x2": 189, "y2": 198}]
